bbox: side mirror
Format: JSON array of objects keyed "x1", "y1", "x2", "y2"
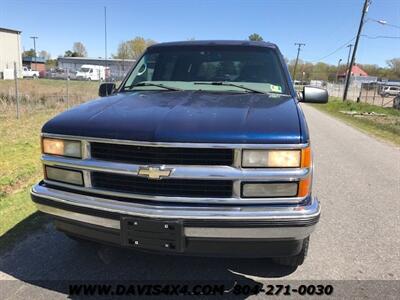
[
  {"x1": 301, "y1": 86, "x2": 329, "y2": 103},
  {"x1": 99, "y1": 82, "x2": 116, "y2": 97}
]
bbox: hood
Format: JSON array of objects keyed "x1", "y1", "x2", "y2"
[{"x1": 42, "y1": 91, "x2": 303, "y2": 144}]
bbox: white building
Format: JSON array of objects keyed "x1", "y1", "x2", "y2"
[
  {"x1": 58, "y1": 57, "x2": 136, "y2": 80},
  {"x1": 0, "y1": 27, "x2": 22, "y2": 79}
]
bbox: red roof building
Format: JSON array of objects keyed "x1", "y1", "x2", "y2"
[{"x1": 338, "y1": 64, "x2": 368, "y2": 79}]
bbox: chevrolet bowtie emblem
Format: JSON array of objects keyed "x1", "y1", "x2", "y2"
[{"x1": 137, "y1": 166, "x2": 173, "y2": 180}]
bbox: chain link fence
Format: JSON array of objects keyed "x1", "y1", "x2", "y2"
[
  {"x1": 0, "y1": 77, "x2": 100, "y2": 119},
  {"x1": 326, "y1": 83, "x2": 398, "y2": 108},
  {"x1": 1, "y1": 77, "x2": 399, "y2": 120}
]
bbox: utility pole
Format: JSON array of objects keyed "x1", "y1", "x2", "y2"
[
  {"x1": 336, "y1": 58, "x2": 342, "y2": 83},
  {"x1": 343, "y1": 0, "x2": 370, "y2": 101},
  {"x1": 345, "y1": 44, "x2": 353, "y2": 76},
  {"x1": 104, "y1": 6, "x2": 108, "y2": 82},
  {"x1": 30, "y1": 36, "x2": 38, "y2": 71},
  {"x1": 293, "y1": 43, "x2": 305, "y2": 81}
]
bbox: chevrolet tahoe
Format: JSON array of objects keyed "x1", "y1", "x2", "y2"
[{"x1": 31, "y1": 40, "x2": 328, "y2": 266}]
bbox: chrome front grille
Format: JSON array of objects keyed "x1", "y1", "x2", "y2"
[{"x1": 90, "y1": 142, "x2": 234, "y2": 166}]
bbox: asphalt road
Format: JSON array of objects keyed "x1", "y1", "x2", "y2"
[{"x1": 1, "y1": 104, "x2": 399, "y2": 299}]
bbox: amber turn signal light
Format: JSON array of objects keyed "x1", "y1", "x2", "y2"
[
  {"x1": 298, "y1": 146, "x2": 312, "y2": 197},
  {"x1": 301, "y1": 146, "x2": 312, "y2": 168}
]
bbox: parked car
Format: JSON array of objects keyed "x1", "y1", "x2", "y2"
[
  {"x1": 22, "y1": 66, "x2": 39, "y2": 78},
  {"x1": 380, "y1": 86, "x2": 400, "y2": 97},
  {"x1": 31, "y1": 40, "x2": 328, "y2": 266},
  {"x1": 310, "y1": 80, "x2": 326, "y2": 88},
  {"x1": 47, "y1": 68, "x2": 76, "y2": 80},
  {"x1": 39, "y1": 70, "x2": 50, "y2": 78},
  {"x1": 293, "y1": 80, "x2": 309, "y2": 87}
]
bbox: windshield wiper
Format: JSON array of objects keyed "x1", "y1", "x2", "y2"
[
  {"x1": 124, "y1": 82, "x2": 183, "y2": 91},
  {"x1": 194, "y1": 81, "x2": 266, "y2": 94}
]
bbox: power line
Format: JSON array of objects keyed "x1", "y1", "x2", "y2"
[
  {"x1": 307, "y1": 36, "x2": 356, "y2": 62},
  {"x1": 367, "y1": 18, "x2": 400, "y2": 29},
  {"x1": 361, "y1": 34, "x2": 400, "y2": 39}
]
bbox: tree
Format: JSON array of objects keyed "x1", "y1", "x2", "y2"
[
  {"x1": 64, "y1": 50, "x2": 79, "y2": 57},
  {"x1": 248, "y1": 33, "x2": 263, "y2": 41},
  {"x1": 22, "y1": 48, "x2": 36, "y2": 57},
  {"x1": 113, "y1": 41, "x2": 130, "y2": 60},
  {"x1": 113, "y1": 37, "x2": 157, "y2": 59},
  {"x1": 38, "y1": 50, "x2": 51, "y2": 60},
  {"x1": 45, "y1": 59, "x2": 57, "y2": 69},
  {"x1": 312, "y1": 62, "x2": 334, "y2": 81},
  {"x1": 72, "y1": 42, "x2": 87, "y2": 57},
  {"x1": 128, "y1": 37, "x2": 147, "y2": 59},
  {"x1": 387, "y1": 58, "x2": 400, "y2": 78}
]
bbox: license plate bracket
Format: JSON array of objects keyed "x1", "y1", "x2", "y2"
[{"x1": 121, "y1": 217, "x2": 184, "y2": 252}]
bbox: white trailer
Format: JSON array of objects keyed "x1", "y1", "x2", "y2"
[{"x1": 76, "y1": 64, "x2": 109, "y2": 81}]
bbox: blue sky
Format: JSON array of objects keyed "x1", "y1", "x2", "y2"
[{"x1": 1, "y1": 0, "x2": 399, "y2": 66}]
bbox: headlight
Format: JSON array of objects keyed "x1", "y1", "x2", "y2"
[
  {"x1": 242, "y1": 182, "x2": 298, "y2": 198},
  {"x1": 242, "y1": 150, "x2": 301, "y2": 167},
  {"x1": 45, "y1": 166, "x2": 83, "y2": 186},
  {"x1": 42, "y1": 138, "x2": 81, "y2": 158}
]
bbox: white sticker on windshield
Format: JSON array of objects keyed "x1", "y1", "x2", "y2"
[{"x1": 270, "y1": 84, "x2": 282, "y2": 93}]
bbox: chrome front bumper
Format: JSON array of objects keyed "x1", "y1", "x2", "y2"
[{"x1": 31, "y1": 183, "x2": 320, "y2": 240}]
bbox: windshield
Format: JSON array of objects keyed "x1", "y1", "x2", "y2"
[
  {"x1": 80, "y1": 67, "x2": 91, "y2": 73},
  {"x1": 121, "y1": 46, "x2": 289, "y2": 94}
]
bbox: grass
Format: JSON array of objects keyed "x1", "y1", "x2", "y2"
[
  {"x1": 0, "y1": 111, "x2": 58, "y2": 240},
  {"x1": 0, "y1": 79, "x2": 98, "y2": 250},
  {"x1": 311, "y1": 98, "x2": 400, "y2": 146}
]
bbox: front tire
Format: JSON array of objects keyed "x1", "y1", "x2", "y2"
[{"x1": 272, "y1": 237, "x2": 309, "y2": 267}]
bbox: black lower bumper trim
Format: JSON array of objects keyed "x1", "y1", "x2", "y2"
[{"x1": 55, "y1": 218, "x2": 305, "y2": 258}]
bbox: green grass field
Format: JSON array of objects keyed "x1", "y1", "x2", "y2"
[
  {"x1": 311, "y1": 98, "x2": 400, "y2": 146},
  {"x1": 0, "y1": 112, "x2": 59, "y2": 226},
  {"x1": 0, "y1": 79, "x2": 98, "y2": 249}
]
